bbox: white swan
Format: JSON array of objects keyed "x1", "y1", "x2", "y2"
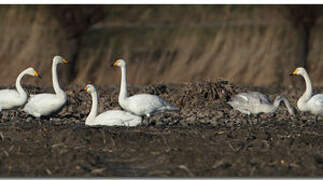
[
  {"x1": 291, "y1": 67, "x2": 323, "y2": 116},
  {"x1": 112, "y1": 59, "x2": 179, "y2": 117},
  {"x1": 23, "y1": 56, "x2": 68, "y2": 118},
  {"x1": 228, "y1": 91, "x2": 295, "y2": 115},
  {"x1": 0, "y1": 67, "x2": 40, "y2": 111},
  {"x1": 83, "y1": 84, "x2": 142, "y2": 126}
]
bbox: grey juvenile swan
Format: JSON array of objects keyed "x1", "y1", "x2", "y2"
[{"x1": 227, "y1": 91, "x2": 295, "y2": 115}]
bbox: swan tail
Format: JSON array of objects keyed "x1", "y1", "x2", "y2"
[{"x1": 227, "y1": 101, "x2": 236, "y2": 108}]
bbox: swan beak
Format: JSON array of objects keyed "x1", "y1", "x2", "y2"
[
  {"x1": 34, "y1": 71, "x2": 41, "y2": 79},
  {"x1": 80, "y1": 86, "x2": 87, "y2": 92},
  {"x1": 63, "y1": 58, "x2": 68, "y2": 64},
  {"x1": 289, "y1": 69, "x2": 298, "y2": 76},
  {"x1": 111, "y1": 61, "x2": 119, "y2": 67}
]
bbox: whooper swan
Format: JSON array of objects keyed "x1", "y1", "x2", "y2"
[
  {"x1": 228, "y1": 91, "x2": 295, "y2": 115},
  {"x1": 83, "y1": 84, "x2": 142, "y2": 126},
  {"x1": 23, "y1": 56, "x2": 68, "y2": 118},
  {"x1": 112, "y1": 59, "x2": 179, "y2": 117},
  {"x1": 290, "y1": 67, "x2": 323, "y2": 117},
  {"x1": 0, "y1": 67, "x2": 40, "y2": 111}
]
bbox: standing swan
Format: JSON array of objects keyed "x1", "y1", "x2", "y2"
[
  {"x1": 112, "y1": 59, "x2": 178, "y2": 117},
  {"x1": 83, "y1": 84, "x2": 142, "y2": 126},
  {"x1": 228, "y1": 91, "x2": 295, "y2": 115},
  {"x1": 0, "y1": 67, "x2": 40, "y2": 111},
  {"x1": 23, "y1": 56, "x2": 68, "y2": 118},
  {"x1": 290, "y1": 67, "x2": 323, "y2": 116}
]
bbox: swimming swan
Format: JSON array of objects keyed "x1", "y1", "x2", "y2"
[
  {"x1": 0, "y1": 67, "x2": 40, "y2": 111},
  {"x1": 112, "y1": 59, "x2": 178, "y2": 117},
  {"x1": 228, "y1": 91, "x2": 295, "y2": 115},
  {"x1": 290, "y1": 67, "x2": 323, "y2": 116},
  {"x1": 83, "y1": 84, "x2": 142, "y2": 126},
  {"x1": 23, "y1": 56, "x2": 68, "y2": 118}
]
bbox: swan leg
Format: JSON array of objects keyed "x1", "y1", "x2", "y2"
[
  {"x1": 241, "y1": 114, "x2": 249, "y2": 126},
  {"x1": 247, "y1": 114, "x2": 253, "y2": 125},
  {"x1": 140, "y1": 115, "x2": 149, "y2": 127},
  {"x1": 255, "y1": 114, "x2": 260, "y2": 124},
  {"x1": 146, "y1": 113, "x2": 151, "y2": 126}
]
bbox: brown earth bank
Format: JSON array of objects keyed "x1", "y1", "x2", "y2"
[
  {"x1": 2, "y1": 5, "x2": 323, "y2": 87},
  {"x1": 0, "y1": 81, "x2": 323, "y2": 177}
]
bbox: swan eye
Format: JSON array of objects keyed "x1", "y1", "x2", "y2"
[
  {"x1": 62, "y1": 59, "x2": 68, "y2": 64},
  {"x1": 292, "y1": 69, "x2": 298, "y2": 75},
  {"x1": 34, "y1": 71, "x2": 39, "y2": 77},
  {"x1": 113, "y1": 61, "x2": 119, "y2": 66}
]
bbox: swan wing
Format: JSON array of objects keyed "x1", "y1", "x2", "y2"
[
  {"x1": 230, "y1": 92, "x2": 269, "y2": 105},
  {"x1": 228, "y1": 91, "x2": 272, "y2": 114},
  {"x1": 126, "y1": 94, "x2": 177, "y2": 115},
  {"x1": 23, "y1": 93, "x2": 66, "y2": 117},
  {"x1": 310, "y1": 94, "x2": 323, "y2": 108},
  {"x1": 247, "y1": 91, "x2": 271, "y2": 104},
  {"x1": 0, "y1": 89, "x2": 26, "y2": 109},
  {"x1": 94, "y1": 110, "x2": 142, "y2": 126}
]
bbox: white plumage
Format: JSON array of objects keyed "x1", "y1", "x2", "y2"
[
  {"x1": 23, "y1": 56, "x2": 68, "y2": 118},
  {"x1": 0, "y1": 67, "x2": 40, "y2": 111},
  {"x1": 228, "y1": 91, "x2": 295, "y2": 115},
  {"x1": 112, "y1": 59, "x2": 179, "y2": 117},
  {"x1": 84, "y1": 84, "x2": 142, "y2": 126},
  {"x1": 291, "y1": 67, "x2": 323, "y2": 116}
]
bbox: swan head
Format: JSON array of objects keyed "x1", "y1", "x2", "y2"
[
  {"x1": 290, "y1": 67, "x2": 306, "y2": 76},
  {"x1": 112, "y1": 59, "x2": 126, "y2": 68},
  {"x1": 274, "y1": 96, "x2": 283, "y2": 103},
  {"x1": 83, "y1": 84, "x2": 96, "y2": 93},
  {"x1": 25, "y1": 67, "x2": 41, "y2": 78},
  {"x1": 274, "y1": 95, "x2": 296, "y2": 115},
  {"x1": 53, "y1": 56, "x2": 68, "y2": 64}
]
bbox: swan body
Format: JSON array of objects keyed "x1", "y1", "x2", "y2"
[
  {"x1": 23, "y1": 56, "x2": 68, "y2": 118},
  {"x1": 112, "y1": 59, "x2": 179, "y2": 117},
  {"x1": 119, "y1": 93, "x2": 178, "y2": 117},
  {"x1": 228, "y1": 91, "x2": 295, "y2": 115},
  {"x1": 291, "y1": 67, "x2": 323, "y2": 115},
  {"x1": 0, "y1": 67, "x2": 40, "y2": 111},
  {"x1": 84, "y1": 84, "x2": 142, "y2": 126}
]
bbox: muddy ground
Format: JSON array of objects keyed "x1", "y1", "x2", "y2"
[{"x1": 0, "y1": 81, "x2": 323, "y2": 177}]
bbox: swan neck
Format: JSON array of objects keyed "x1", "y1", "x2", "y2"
[
  {"x1": 272, "y1": 98, "x2": 282, "y2": 112},
  {"x1": 281, "y1": 97, "x2": 295, "y2": 115},
  {"x1": 300, "y1": 71, "x2": 313, "y2": 101},
  {"x1": 15, "y1": 70, "x2": 27, "y2": 97},
  {"x1": 52, "y1": 61, "x2": 64, "y2": 95},
  {"x1": 86, "y1": 91, "x2": 98, "y2": 124},
  {"x1": 119, "y1": 66, "x2": 128, "y2": 101}
]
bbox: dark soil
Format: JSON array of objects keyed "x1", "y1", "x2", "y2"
[{"x1": 0, "y1": 81, "x2": 323, "y2": 177}]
